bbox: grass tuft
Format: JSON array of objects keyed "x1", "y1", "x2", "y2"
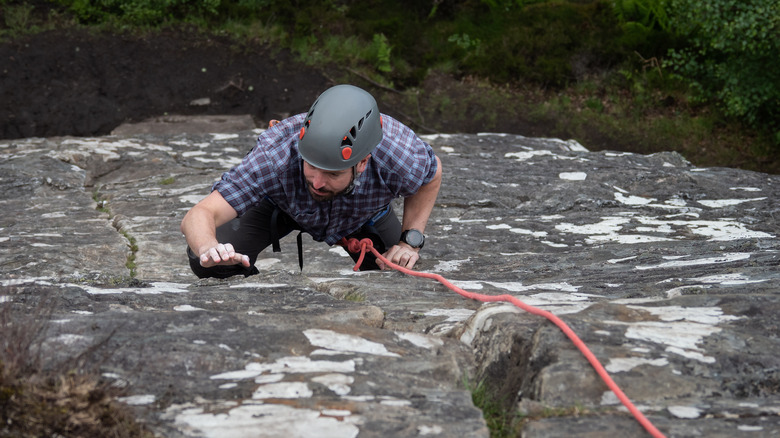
[{"x1": 0, "y1": 286, "x2": 153, "y2": 437}]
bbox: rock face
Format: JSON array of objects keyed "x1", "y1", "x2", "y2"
[{"x1": 1, "y1": 117, "x2": 779, "y2": 437}]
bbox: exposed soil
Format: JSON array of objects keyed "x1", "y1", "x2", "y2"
[
  {"x1": 1, "y1": 29, "x2": 333, "y2": 139},
  {"x1": 0, "y1": 28, "x2": 551, "y2": 140}
]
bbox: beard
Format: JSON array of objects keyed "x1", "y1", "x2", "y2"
[
  {"x1": 306, "y1": 180, "x2": 348, "y2": 202},
  {"x1": 303, "y1": 165, "x2": 357, "y2": 202}
]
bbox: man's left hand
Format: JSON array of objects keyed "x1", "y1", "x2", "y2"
[{"x1": 379, "y1": 243, "x2": 420, "y2": 270}]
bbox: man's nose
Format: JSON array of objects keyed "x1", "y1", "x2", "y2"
[{"x1": 310, "y1": 171, "x2": 326, "y2": 188}]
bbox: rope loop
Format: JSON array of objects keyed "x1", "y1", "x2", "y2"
[{"x1": 339, "y1": 237, "x2": 375, "y2": 271}]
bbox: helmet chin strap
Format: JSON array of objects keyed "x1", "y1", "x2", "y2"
[{"x1": 343, "y1": 165, "x2": 360, "y2": 195}]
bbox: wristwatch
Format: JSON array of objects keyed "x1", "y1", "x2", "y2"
[{"x1": 400, "y1": 229, "x2": 425, "y2": 249}]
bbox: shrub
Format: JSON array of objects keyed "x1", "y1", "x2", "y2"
[
  {"x1": 664, "y1": 0, "x2": 780, "y2": 141},
  {"x1": 55, "y1": 0, "x2": 220, "y2": 26}
]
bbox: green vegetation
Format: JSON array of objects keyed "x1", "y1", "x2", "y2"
[
  {"x1": 0, "y1": 0, "x2": 777, "y2": 172},
  {"x1": 123, "y1": 230, "x2": 138, "y2": 276},
  {"x1": 467, "y1": 377, "x2": 520, "y2": 437},
  {"x1": 665, "y1": 0, "x2": 780, "y2": 143},
  {"x1": 466, "y1": 375, "x2": 614, "y2": 437},
  {"x1": 93, "y1": 187, "x2": 138, "y2": 277}
]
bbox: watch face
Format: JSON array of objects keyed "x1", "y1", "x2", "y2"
[{"x1": 403, "y1": 229, "x2": 425, "y2": 248}]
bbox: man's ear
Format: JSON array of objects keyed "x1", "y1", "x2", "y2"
[{"x1": 356, "y1": 154, "x2": 371, "y2": 173}]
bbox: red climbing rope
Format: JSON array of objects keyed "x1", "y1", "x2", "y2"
[{"x1": 340, "y1": 237, "x2": 666, "y2": 438}]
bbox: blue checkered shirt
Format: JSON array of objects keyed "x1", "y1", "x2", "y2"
[{"x1": 213, "y1": 114, "x2": 438, "y2": 245}]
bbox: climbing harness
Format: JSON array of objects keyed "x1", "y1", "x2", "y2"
[{"x1": 339, "y1": 237, "x2": 667, "y2": 438}]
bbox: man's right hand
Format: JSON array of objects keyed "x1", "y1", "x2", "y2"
[{"x1": 198, "y1": 243, "x2": 250, "y2": 268}]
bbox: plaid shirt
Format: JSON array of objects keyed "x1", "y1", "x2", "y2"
[{"x1": 213, "y1": 113, "x2": 438, "y2": 245}]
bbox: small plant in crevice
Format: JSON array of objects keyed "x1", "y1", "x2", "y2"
[
  {"x1": 465, "y1": 376, "x2": 520, "y2": 438},
  {"x1": 92, "y1": 187, "x2": 138, "y2": 278},
  {"x1": 316, "y1": 283, "x2": 366, "y2": 303},
  {"x1": 93, "y1": 187, "x2": 110, "y2": 214},
  {"x1": 122, "y1": 231, "x2": 138, "y2": 277}
]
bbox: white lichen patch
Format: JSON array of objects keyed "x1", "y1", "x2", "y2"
[
  {"x1": 635, "y1": 216, "x2": 774, "y2": 241},
  {"x1": 173, "y1": 402, "x2": 360, "y2": 438},
  {"x1": 588, "y1": 234, "x2": 674, "y2": 244},
  {"x1": 395, "y1": 332, "x2": 444, "y2": 350},
  {"x1": 635, "y1": 253, "x2": 752, "y2": 270},
  {"x1": 432, "y1": 258, "x2": 470, "y2": 272},
  {"x1": 304, "y1": 329, "x2": 400, "y2": 357},
  {"x1": 418, "y1": 425, "x2": 444, "y2": 435},
  {"x1": 685, "y1": 273, "x2": 768, "y2": 285},
  {"x1": 117, "y1": 394, "x2": 156, "y2": 406},
  {"x1": 485, "y1": 281, "x2": 580, "y2": 293},
  {"x1": 174, "y1": 304, "x2": 204, "y2": 312},
  {"x1": 329, "y1": 246, "x2": 351, "y2": 257},
  {"x1": 556, "y1": 217, "x2": 630, "y2": 237},
  {"x1": 605, "y1": 319, "x2": 720, "y2": 363},
  {"x1": 505, "y1": 150, "x2": 553, "y2": 161},
  {"x1": 697, "y1": 197, "x2": 766, "y2": 208},
  {"x1": 737, "y1": 425, "x2": 764, "y2": 432},
  {"x1": 228, "y1": 282, "x2": 287, "y2": 289},
  {"x1": 75, "y1": 281, "x2": 190, "y2": 295},
  {"x1": 210, "y1": 356, "x2": 356, "y2": 380},
  {"x1": 211, "y1": 133, "x2": 239, "y2": 141},
  {"x1": 605, "y1": 357, "x2": 669, "y2": 373},
  {"x1": 50, "y1": 334, "x2": 90, "y2": 346},
  {"x1": 554, "y1": 210, "x2": 774, "y2": 245},
  {"x1": 255, "y1": 374, "x2": 284, "y2": 384},
  {"x1": 423, "y1": 308, "x2": 476, "y2": 322},
  {"x1": 449, "y1": 280, "x2": 483, "y2": 290},
  {"x1": 253, "y1": 382, "x2": 313, "y2": 399},
  {"x1": 627, "y1": 305, "x2": 742, "y2": 325},
  {"x1": 667, "y1": 405, "x2": 701, "y2": 419},
  {"x1": 448, "y1": 217, "x2": 487, "y2": 223},
  {"x1": 311, "y1": 373, "x2": 354, "y2": 395},
  {"x1": 608, "y1": 256, "x2": 638, "y2": 264},
  {"x1": 379, "y1": 397, "x2": 412, "y2": 407},
  {"x1": 615, "y1": 192, "x2": 656, "y2": 206},
  {"x1": 514, "y1": 292, "x2": 595, "y2": 315},
  {"x1": 559, "y1": 172, "x2": 587, "y2": 181}
]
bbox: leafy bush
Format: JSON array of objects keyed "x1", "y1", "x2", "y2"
[
  {"x1": 462, "y1": 1, "x2": 626, "y2": 86},
  {"x1": 56, "y1": 0, "x2": 221, "y2": 26},
  {"x1": 665, "y1": 0, "x2": 780, "y2": 141}
]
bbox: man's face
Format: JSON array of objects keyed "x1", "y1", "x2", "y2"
[{"x1": 302, "y1": 161, "x2": 354, "y2": 202}]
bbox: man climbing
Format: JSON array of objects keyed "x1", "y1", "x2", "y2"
[{"x1": 181, "y1": 84, "x2": 442, "y2": 278}]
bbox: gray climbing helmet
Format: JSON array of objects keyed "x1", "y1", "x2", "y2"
[{"x1": 298, "y1": 84, "x2": 383, "y2": 171}]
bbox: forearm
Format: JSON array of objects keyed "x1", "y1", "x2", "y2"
[
  {"x1": 401, "y1": 155, "x2": 442, "y2": 234},
  {"x1": 180, "y1": 191, "x2": 238, "y2": 256},
  {"x1": 181, "y1": 206, "x2": 220, "y2": 255}
]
